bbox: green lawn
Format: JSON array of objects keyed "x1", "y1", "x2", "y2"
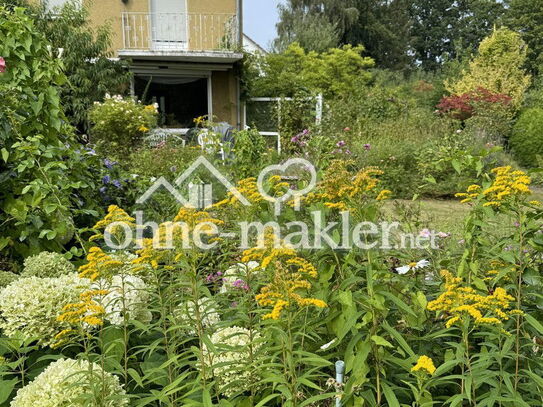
[{"x1": 384, "y1": 187, "x2": 543, "y2": 238}]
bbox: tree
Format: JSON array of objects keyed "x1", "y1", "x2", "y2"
[
  {"x1": 344, "y1": 0, "x2": 412, "y2": 70},
  {"x1": 507, "y1": 0, "x2": 543, "y2": 74},
  {"x1": 274, "y1": 10, "x2": 340, "y2": 53},
  {"x1": 274, "y1": 0, "x2": 412, "y2": 70},
  {"x1": 0, "y1": 7, "x2": 96, "y2": 259},
  {"x1": 274, "y1": 0, "x2": 359, "y2": 52},
  {"x1": 410, "y1": 0, "x2": 506, "y2": 71},
  {"x1": 27, "y1": 2, "x2": 130, "y2": 133},
  {"x1": 446, "y1": 28, "x2": 531, "y2": 110},
  {"x1": 255, "y1": 43, "x2": 375, "y2": 98}
]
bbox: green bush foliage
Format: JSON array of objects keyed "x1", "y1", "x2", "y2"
[
  {"x1": 89, "y1": 95, "x2": 158, "y2": 155},
  {"x1": 510, "y1": 107, "x2": 543, "y2": 167},
  {"x1": 0, "y1": 7, "x2": 97, "y2": 259},
  {"x1": 253, "y1": 43, "x2": 374, "y2": 98}
]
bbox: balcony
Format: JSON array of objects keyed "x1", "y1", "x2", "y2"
[{"x1": 121, "y1": 12, "x2": 240, "y2": 55}]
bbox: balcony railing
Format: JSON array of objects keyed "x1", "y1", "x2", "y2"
[{"x1": 122, "y1": 12, "x2": 239, "y2": 52}]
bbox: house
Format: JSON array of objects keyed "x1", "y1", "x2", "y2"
[
  {"x1": 41, "y1": 0, "x2": 244, "y2": 130},
  {"x1": 243, "y1": 33, "x2": 268, "y2": 55}
]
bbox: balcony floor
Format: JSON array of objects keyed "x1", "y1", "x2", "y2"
[{"x1": 118, "y1": 49, "x2": 243, "y2": 64}]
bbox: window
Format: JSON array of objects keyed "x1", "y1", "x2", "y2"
[
  {"x1": 44, "y1": 0, "x2": 81, "y2": 12},
  {"x1": 134, "y1": 76, "x2": 209, "y2": 128}
]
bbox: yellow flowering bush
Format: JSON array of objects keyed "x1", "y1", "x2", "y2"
[
  {"x1": 243, "y1": 233, "x2": 327, "y2": 320},
  {"x1": 301, "y1": 160, "x2": 391, "y2": 211},
  {"x1": 455, "y1": 166, "x2": 534, "y2": 208},
  {"x1": 427, "y1": 270, "x2": 520, "y2": 328}
]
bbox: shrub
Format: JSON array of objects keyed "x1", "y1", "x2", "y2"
[
  {"x1": 510, "y1": 108, "x2": 543, "y2": 167},
  {"x1": 22, "y1": 251, "x2": 74, "y2": 278},
  {"x1": 254, "y1": 43, "x2": 374, "y2": 98},
  {"x1": 0, "y1": 7, "x2": 97, "y2": 259},
  {"x1": 437, "y1": 87, "x2": 512, "y2": 121},
  {"x1": 202, "y1": 326, "x2": 263, "y2": 396},
  {"x1": 89, "y1": 95, "x2": 158, "y2": 155},
  {"x1": 0, "y1": 273, "x2": 90, "y2": 346},
  {"x1": 95, "y1": 274, "x2": 152, "y2": 326},
  {"x1": 232, "y1": 129, "x2": 269, "y2": 178},
  {"x1": 11, "y1": 358, "x2": 128, "y2": 407},
  {"x1": 446, "y1": 27, "x2": 531, "y2": 110},
  {"x1": 0, "y1": 270, "x2": 18, "y2": 288}
]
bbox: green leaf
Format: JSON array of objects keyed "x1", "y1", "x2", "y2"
[
  {"x1": 370, "y1": 335, "x2": 393, "y2": 348},
  {"x1": 381, "y1": 383, "x2": 400, "y2": 407}
]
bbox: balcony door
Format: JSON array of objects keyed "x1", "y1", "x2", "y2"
[{"x1": 150, "y1": 0, "x2": 188, "y2": 50}]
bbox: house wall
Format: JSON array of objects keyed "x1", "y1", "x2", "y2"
[
  {"x1": 212, "y1": 69, "x2": 238, "y2": 126},
  {"x1": 37, "y1": 0, "x2": 240, "y2": 128},
  {"x1": 82, "y1": 0, "x2": 237, "y2": 53}
]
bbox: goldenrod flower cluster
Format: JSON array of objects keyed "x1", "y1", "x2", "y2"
[
  {"x1": 79, "y1": 247, "x2": 124, "y2": 281},
  {"x1": 214, "y1": 176, "x2": 290, "y2": 209},
  {"x1": 411, "y1": 355, "x2": 436, "y2": 375},
  {"x1": 243, "y1": 233, "x2": 326, "y2": 320},
  {"x1": 54, "y1": 289, "x2": 108, "y2": 347},
  {"x1": 455, "y1": 166, "x2": 533, "y2": 208},
  {"x1": 428, "y1": 270, "x2": 520, "y2": 328},
  {"x1": 135, "y1": 207, "x2": 224, "y2": 269},
  {"x1": 90, "y1": 205, "x2": 135, "y2": 242},
  {"x1": 302, "y1": 160, "x2": 390, "y2": 210}
]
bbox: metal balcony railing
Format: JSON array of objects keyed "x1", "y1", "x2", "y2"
[{"x1": 121, "y1": 12, "x2": 239, "y2": 52}]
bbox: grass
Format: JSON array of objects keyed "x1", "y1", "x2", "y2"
[{"x1": 383, "y1": 187, "x2": 543, "y2": 239}]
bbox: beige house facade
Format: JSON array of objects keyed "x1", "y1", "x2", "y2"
[{"x1": 42, "y1": 0, "x2": 244, "y2": 129}]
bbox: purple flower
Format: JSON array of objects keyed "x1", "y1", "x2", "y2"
[
  {"x1": 514, "y1": 221, "x2": 520, "y2": 228},
  {"x1": 336, "y1": 140, "x2": 346, "y2": 147},
  {"x1": 102, "y1": 175, "x2": 111, "y2": 184},
  {"x1": 363, "y1": 144, "x2": 371, "y2": 151},
  {"x1": 302, "y1": 129, "x2": 310, "y2": 135},
  {"x1": 99, "y1": 186, "x2": 107, "y2": 194},
  {"x1": 344, "y1": 149, "x2": 352, "y2": 155},
  {"x1": 104, "y1": 158, "x2": 116, "y2": 169},
  {"x1": 112, "y1": 179, "x2": 122, "y2": 189},
  {"x1": 232, "y1": 279, "x2": 249, "y2": 291}
]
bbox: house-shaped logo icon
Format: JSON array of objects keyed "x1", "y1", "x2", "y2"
[{"x1": 136, "y1": 156, "x2": 251, "y2": 209}]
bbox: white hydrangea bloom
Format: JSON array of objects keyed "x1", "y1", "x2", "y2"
[
  {"x1": 22, "y1": 251, "x2": 75, "y2": 278},
  {"x1": 0, "y1": 273, "x2": 91, "y2": 347},
  {"x1": 11, "y1": 358, "x2": 128, "y2": 407},
  {"x1": 95, "y1": 274, "x2": 152, "y2": 326},
  {"x1": 220, "y1": 261, "x2": 260, "y2": 293},
  {"x1": 202, "y1": 326, "x2": 263, "y2": 396},
  {"x1": 174, "y1": 298, "x2": 220, "y2": 334}
]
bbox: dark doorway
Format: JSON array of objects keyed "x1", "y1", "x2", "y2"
[{"x1": 135, "y1": 76, "x2": 208, "y2": 128}]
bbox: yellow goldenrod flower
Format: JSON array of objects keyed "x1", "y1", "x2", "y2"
[
  {"x1": 428, "y1": 270, "x2": 519, "y2": 329},
  {"x1": 411, "y1": 355, "x2": 436, "y2": 375}
]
